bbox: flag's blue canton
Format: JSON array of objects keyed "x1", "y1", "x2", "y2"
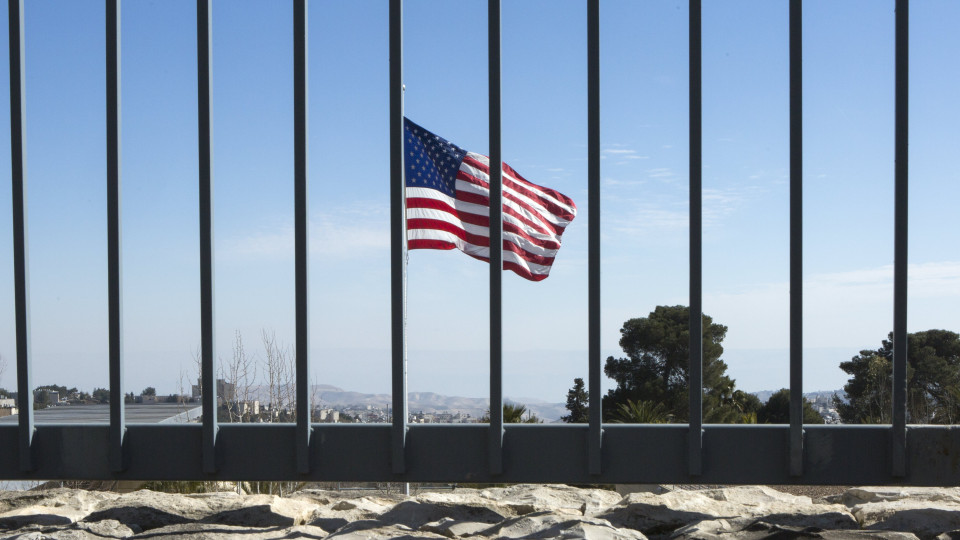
[{"x1": 404, "y1": 118, "x2": 467, "y2": 198}]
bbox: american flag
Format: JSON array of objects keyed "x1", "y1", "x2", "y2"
[{"x1": 404, "y1": 117, "x2": 577, "y2": 281}]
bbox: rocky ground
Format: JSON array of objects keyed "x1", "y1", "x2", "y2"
[{"x1": 0, "y1": 484, "x2": 958, "y2": 539}]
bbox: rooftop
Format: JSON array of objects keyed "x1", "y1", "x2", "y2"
[{"x1": 0, "y1": 404, "x2": 201, "y2": 424}]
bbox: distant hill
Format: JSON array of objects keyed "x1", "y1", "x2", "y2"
[{"x1": 311, "y1": 388, "x2": 566, "y2": 422}]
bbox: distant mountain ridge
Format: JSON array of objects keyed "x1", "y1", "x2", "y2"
[
  {"x1": 251, "y1": 385, "x2": 844, "y2": 422},
  {"x1": 311, "y1": 385, "x2": 566, "y2": 422}
]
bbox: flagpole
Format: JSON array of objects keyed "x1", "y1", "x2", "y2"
[
  {"x1": 389, "y1": 0, "x2": 407, "y2": 477},
  {"x1": 401, "y1": 84, "x2": 410, "y2": 497}
]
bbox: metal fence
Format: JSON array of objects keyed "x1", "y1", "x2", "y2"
[{"x1": 4, "y1": 0, "x2": 951, "y2": 485}]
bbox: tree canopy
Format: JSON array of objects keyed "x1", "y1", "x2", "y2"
[
  {"x1": 561, "y1": 378, "x2": 589, "y2": 423},
  {"x1": 837, "y1": 330, "x2": 960, "y2": 424},
  {"x1": 92, "y1": 388, "x2": 110, "y2": 404},
  {"x1": 601, "y1": 305, "x2": 754, "y2": 422},
  {"x1": 757, "y1": 389, "x2": 824, "y2": 424}
]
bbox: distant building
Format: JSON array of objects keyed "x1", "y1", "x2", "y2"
[
  {"x1": 318, "y1": 409, "x2": 339, "y2": 423},
  {"x1": 0, "y1": 398, "x2": 17, "y2": 417},
  {"x1": 33, "y1": 389, "x2": 59, "y2": 405},
  {"x1": 191, "y1": 379, "x2": 236, "y2": 405},
  {"x1": 240, "y1": 400, "x2": 259, "y2": 416}
]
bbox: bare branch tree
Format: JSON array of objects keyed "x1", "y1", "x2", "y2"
[
  {"x1": 260, "y1": 329, "x2": 297, "y2": 422},
  {"x1": 223, "y1": 330, "x2": 257, "y2": 423}
]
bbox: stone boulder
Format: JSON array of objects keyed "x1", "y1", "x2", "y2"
[
  {"x1": 0, "y1": 519, "x2": 135, "y2": 539},
  {"x1": 305, "y1": 495, "x2": 398, "y2": 533},
  {"x1": 672, "y1": 519, "x2": 920, "y2": 540},
  {"x1": 325, "y1": 521, "x2": 448, "y2": 539},
  {"x1": 82, "y1": 490, "x2": 220, "y2": 530},
  {"x1": 0, "y1": 488, "x2": 118, "y2": 516},
  {"x1": 378, "y1": 498, "x2": 509, "y2": 529},
  {"x1": 117, "y1": 522, "x2": 330, "y2": 539},
  {"x1": 828, "y1": 487, "x2": 960, "y2": 508},
  {"x1": 476, "y1": 510, "x2": 647, "y2": 539},
  {"x1": 853, "y1": 501, "x2": 960, "y2": 539},
  {"x1": 204, "y1": 494, "x2": 320, "y2": 527},
  {"x1": 480, "y1": 484, "x2": 624, "y2": 516},
  {"x1": 598, "y1": 486, "x2": 856, "y2": 537},
  {"x1": 420, "y1": 516, "x2": 496, "y2": 538},
  {"x1": 826, "y1": 487, "x2": 960, "y2": 540}
]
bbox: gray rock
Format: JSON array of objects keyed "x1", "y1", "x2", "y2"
[
  {"x1": 124, "y1": 522, "x2": 329, "y2": 539},
  {"x1": 308, "y1": 495, "x2": 396, "y2": 532},
  {"x1": 420, "y1": 517, "x2": 493, "y2": 538},
  {"x1": 325, "y1": 521, "x2": 448, "y2": 539},
  {"x1": 830, "y1": 487, "x2": 960, "y2": 508},
  {"x1": 598, "y1": 486, "x2": 856, "y2": 537},
  {"x1": 672, "y1": 519, "x2": 920, "y2": 540},
  {"x1": 476, "y1": 510, "x2": 647, "y2": 539},
  {"x1": 82, "y1": 489, "x2": 216, "y2": 530},
  {"x1": 854, "y1": 502, "x2": 960, "y2": 540},
  {"x1": 378, "y1": 497, "x2": 509, "y2": 529},
  {"x1": 840, "y1": 488, "x2": 960, "y2": 539},
  {"x1": 204, "y1": 494, "x2": 319, "y2": 527},
  {"x1": 0, "y1": 519, "x2": 135, "y2": 539},
  {"x1": 0, "y1": 506, "x2": 81, "y2": 529},
  {"x1": 81, "y1": 490, "x2": 320, "y2": 532},
  {"x1": 0, "y1": 489, "x2": 118, "y2": 516},
  {"x1": 480, "y1": 484, "x2": 623, "y2": 516}
]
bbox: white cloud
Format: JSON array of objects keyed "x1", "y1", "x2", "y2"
[
  {"x1": 703, "y1": 187, "x2": 746, "y2": 225},
  {"x1": 601, "y1": 146, "x2": 649, "y2": 163},
  {"x1": 221, "y1": 205, "x2": 390, "y2": 261},
  {"x1": 610, "y1": 204, "x2": 688, "y2": 236},
  {"x1": 603, "y1": 177, "x2": 646, "y2": 187},
  {"x1": 706, "y1": 261, "x2": 960, "y2": 351},
  {"x1": 647, "y1": 167, "x2": 676, "y2": 180}
]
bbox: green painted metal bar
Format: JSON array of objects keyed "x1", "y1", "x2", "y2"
[
  {"x1": 687, "y1": 0, "x2": 703, "y2": 477},
  {"x1": 7, "y1": 0, "x2": 34, "y2": 473},
  {"x1": 106, "y1": 0, "x2": 126, "y2": 473},
  {"x1": 789, "y1": 0, "x2": 804, "y2": 478},
  {"x1": 293, "y1": 0, "x2": 312, "y2": 475},
  {"x1": 197, "y1": 0, "x2": 218, "y2": 474},
  {"x1": 487, "y1": 0, "x2": 504, "y2": 476},
  {"x1": 389, "y1": 0, "x2": 407, "y2": 474},
  {"x1": 587, "y1": 0, "x2": 602, "y2": 476},
  {"x1": 892, "y1": 0, "x2": 909, "y2": 478}
]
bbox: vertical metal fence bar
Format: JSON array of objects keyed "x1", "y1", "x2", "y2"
[
  {"x1": 293, "y1": 0, "x2": 311, "y2": 475},
  {"x1": 197, "y1": 0, "x2": 218, "y2": 474},
  {"x1": 788, "y1": 0, "x2": 804, "y2": 478},
  {"x1": 487, "y1": 0, "x2": 504, "y2": 476},
  {"x1": 687, "y1": 0, "x2": 703, "y2": 477},
  {"x1": 106, "y1": 0, "x2": 126, "y2": 473},
  {"x1": 389, "y1": 0, "x2": 407, "y2": 475},
  {"x1": 8, "y1": 0, "x2": 34, "y2": 472},
  {"x1": 586, "y1": 0, "x2": 602, "y2": 476},
  {"x1": 892, "y1": 0, "x2": 909, "y2": 478}
]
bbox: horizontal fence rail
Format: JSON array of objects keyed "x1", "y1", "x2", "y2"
[{"x1": 3, "y1": 0, "x2": 948, "y2": 485}]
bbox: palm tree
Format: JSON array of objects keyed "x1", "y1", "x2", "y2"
[
  {"x1": 481, "y1": 403, "x2": 542, "y2": 424},
  {"x1": 609, "y1": 399, "x2": 671, "y2": 424}
]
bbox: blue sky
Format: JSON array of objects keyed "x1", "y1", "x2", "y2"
[{"x1": 0, "y1": 0, "x2": 957, "y2": 406}]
